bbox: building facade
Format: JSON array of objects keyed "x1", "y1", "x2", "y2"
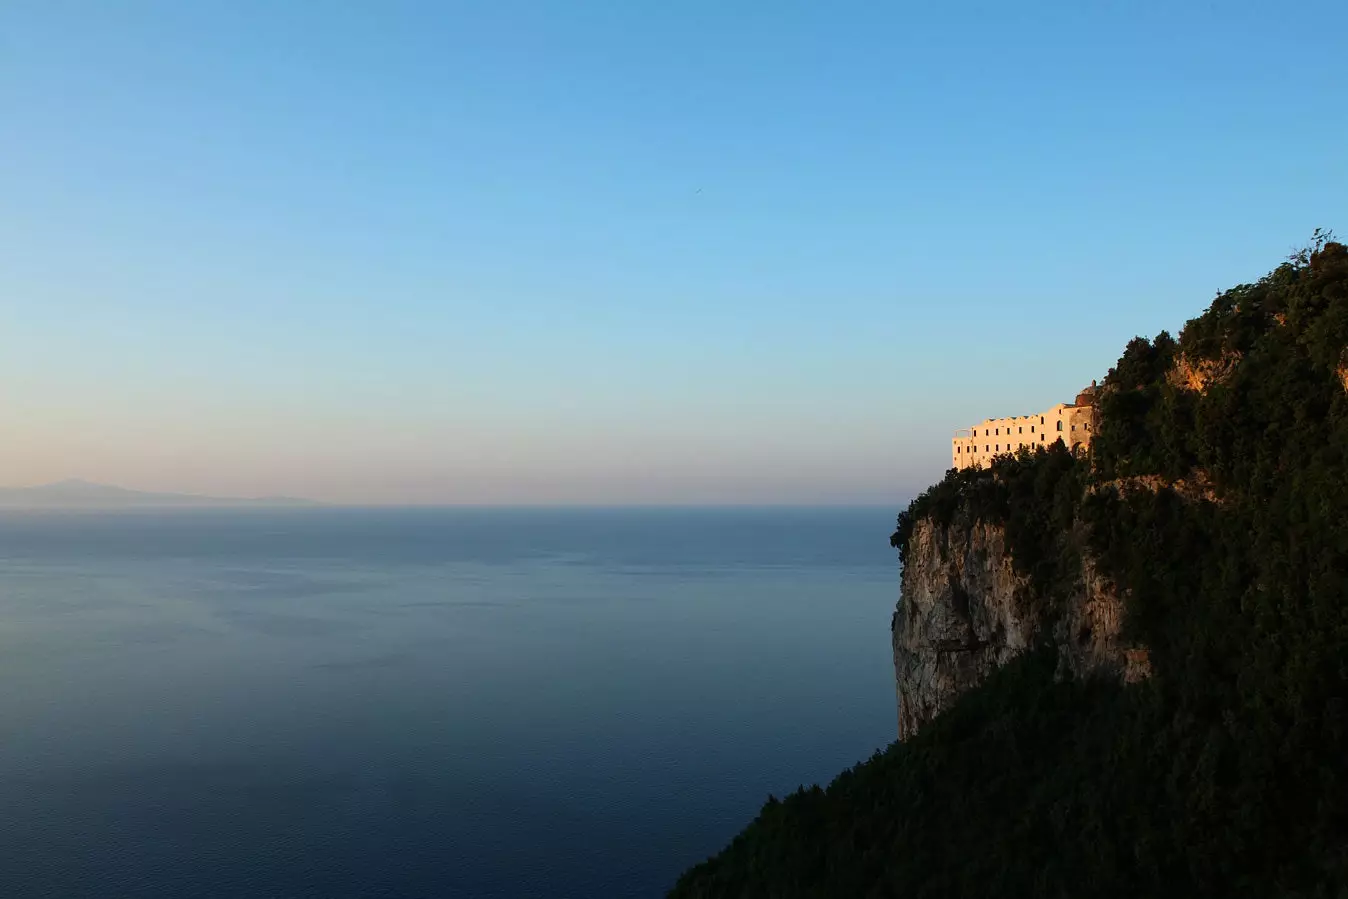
[{"x1": 951, "y1": 383, "x2": 1099, "y2": 470}]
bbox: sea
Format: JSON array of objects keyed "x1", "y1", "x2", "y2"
[{"x1": 0, "y1": 506, "x2": 900, "y2": 898}]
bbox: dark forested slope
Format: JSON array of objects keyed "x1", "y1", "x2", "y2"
[{"x1": 670, "y1": 234, "x2": 1348, "y2": 898}]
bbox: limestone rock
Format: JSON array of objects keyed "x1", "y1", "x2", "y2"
[
  {"x1": 892, "y1": 515, "x2": 1142, "y2": 740},
  {"x1": 1168, "y1": 351, "x2": 1240, "y2": 393}
]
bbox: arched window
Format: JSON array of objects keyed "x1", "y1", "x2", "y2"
[{"x1": 1056, "y1": 420, "x2": 1063, "y2": 432}]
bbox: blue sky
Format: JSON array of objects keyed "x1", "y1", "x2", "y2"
[{"x1": 2, "y1": 1, "x2": 1344, "y2": 504}]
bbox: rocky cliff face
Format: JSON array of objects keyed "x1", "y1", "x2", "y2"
[{"x1": 892, "y1": 514, "x2": 1146, "y2": 740}]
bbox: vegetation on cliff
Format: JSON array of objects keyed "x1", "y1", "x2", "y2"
[{"x1": 670, "y1": 234, "x2": 1348, "y2": 898}]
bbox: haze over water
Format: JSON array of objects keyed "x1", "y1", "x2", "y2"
[{"x1": 0, "y1": 506, "x2": 897, "y2": 898}]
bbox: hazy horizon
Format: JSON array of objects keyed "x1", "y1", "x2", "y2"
[
  {"x1": 5, "y1": 2, "x2": 1345, "y2": 505},
  {"x1": 0, "y1": 477, "x2": 904, "y2": 508}
]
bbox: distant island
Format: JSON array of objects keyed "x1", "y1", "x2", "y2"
[{"x1": 0, "y1": 479, "x2": 318, "y2": 509}]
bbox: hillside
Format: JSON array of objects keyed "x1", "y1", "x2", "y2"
[{"x1": 669, "y1": 233, "x2": 1348, "y2": 898}]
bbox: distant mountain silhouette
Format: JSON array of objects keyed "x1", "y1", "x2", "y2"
[{"x1": 0, "y1": 479, "x2": 318, "y2": 508}]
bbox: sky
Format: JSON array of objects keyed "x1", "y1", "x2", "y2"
[{"x1": 2, "y1": 1, "x2": 1345, "y2": 505}]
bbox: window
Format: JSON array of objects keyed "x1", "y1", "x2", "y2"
[
  {"x1": 1057, "y1": 420, "x2": 1063, "y2": 432},
  {"x1": 995, "y1": 428, "x2": 999, "y2": 435},
  {"x1": 996, "y1": 444, "x2": 1000, "y2": 451},
  {"x1": 1041, "y1": 434, "x2": 1045, "y2": 441},
  {"x1": 1085, "y1": 423, "x2": 1091, "y2": 432},
  {"x1": 1040, "y1": 416, "x2": 1045, "y2": 424},
  {"x1": 1030, "y1": 425, "x2": 1035, "y2": 433},
  {"x1": 1018, "y1": 426, "x2": 1022, "y2": 434},
  {"x1": 1071, "y1": 424, "x2": 1076, "y2": 431}
]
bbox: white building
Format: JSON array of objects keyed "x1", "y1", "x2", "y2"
[{"x1": 952, "y1": 383, "x2": 1099, "y2": 470}]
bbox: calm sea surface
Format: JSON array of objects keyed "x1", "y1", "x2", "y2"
[{"x1": 0, "y1": 507, "x2": 899, "y2": 898}]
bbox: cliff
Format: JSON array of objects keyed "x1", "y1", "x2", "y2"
[
  {"x1": 670, "y1": 234, "x2": 1348, "y2": 899},
  {"x1": 893, "y1": 518, "x2": 1029, "y2": 740},
  {"x1": 893, "y1": 514, "x2": 1143, "y2": 740}
]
